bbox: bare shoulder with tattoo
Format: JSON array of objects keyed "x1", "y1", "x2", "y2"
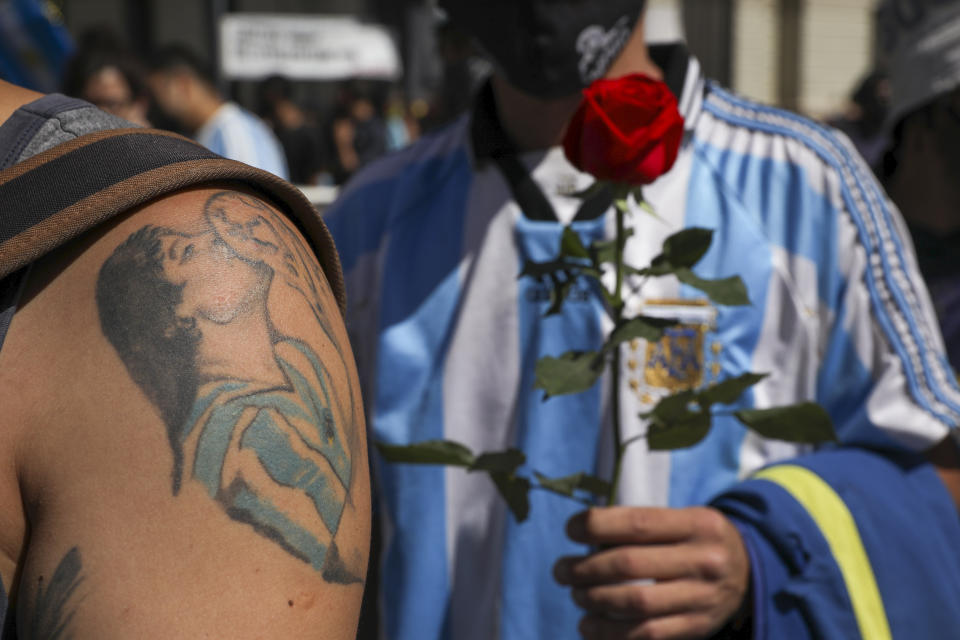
[{"x1": 0, "y1": 187, "x2": 370, "y2": 638}]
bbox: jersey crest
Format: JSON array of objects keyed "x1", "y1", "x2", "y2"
[{"x1": 626, "y1": 299, "x2": 720, "y2": 404}]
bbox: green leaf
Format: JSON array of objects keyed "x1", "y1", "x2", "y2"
[
  {"x1": 643, "y1": 389, "x2": 699, "y2": 423},
  {"x1": 471, "y1": 449, "x2": 526, "y2": 475},
  {"x1": 376, "y1": 439, "x2": 476, "y2": 467},
  {"x1": 644, "y1": 389, "x2": 714, "y2": 450},
  {"x1": 590, "y1": 230, "x2": 634, "y2": 265},
  {"x1": 600, "y1": 286, "x2": 618, "y2": 309},
  {"x1": 545, "y1": 274, "x2": 574, "y2": 317},
  {"x1": 534, "y1": 471, "x2": 612, "y2": 499},
  {"x1": 560, "y1": 227, "x2": 589, "y2": 259},
  {"x1": 635, "y1": 264, "x2": 674, "y2": 278},
  {"x1": 699, "y1": 373, "x2": 768, "y2": 407},
  {"x1": 675, "y1": 268, "x2": 751, "y2": 306},
  {"x1": 489, "y1": 472, "x2": 532, "y2": 522},
  {"x1": 533, "y1": 472, "x2": 578, "y2": 497},
  {"x1": 637, "y1": 198, "x2": 665, "y2": 222},
  {"x1": 519, "y1": 259, "x2": 601, "y2": 282},
  {"x1": 534, "y1": 350, "x2": 604, "y2": 398},
  {"x1": 591, "y1": 239, "x2": 615, "y2": 265},
  {"x1": 577, "y1": 474, "x2": 614, "y2": 497},
  {"x1": 606, "y1": 316, "x2": 676, "y2": 352},
  {"x1": 517, "y1": 260, "x2": 566, "y2": 280},
  {"x1": 630, "y1": 187, "x2": 663, "y2": 219},
  {"x1": 518, "y1": 258, "x2": 566, "y2": 281},
  {"x1": 659, "y1": 228, "x2": 714, "y2": 269},
  {"x1": 735, "y1": 402, "x2": 838, "y2": 444},
  {"x1": 647, "y1": 410, "x2": 712, "y2": 450}
]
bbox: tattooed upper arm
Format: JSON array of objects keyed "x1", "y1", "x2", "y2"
[
  {"x1": 6, "y1": 187, "x2": 369, "y2": 638},
  {"x1": 96, "y1": 191, "x2": 365, "y2": 580}
]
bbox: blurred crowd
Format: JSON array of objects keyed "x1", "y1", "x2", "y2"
[
  {"x1": 59, "y1": 22, "x2": 488, "y2": 187},
  {"x1": 54, "y1": 20, "x2": 930, "y2": 194}
]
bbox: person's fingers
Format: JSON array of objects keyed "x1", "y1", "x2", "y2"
[
  {"x1": 566, "y1": 506, "x2": 726, "y2": 546},
  {"x1": 578, "y1": 612, "x2": 720, "y2": 640},
  {"x1": 555, "y1": 544, "x2": 710, "y2": 586},
  {"x1": 571, "y1": 579, "x2": 717, "y2": 618}
]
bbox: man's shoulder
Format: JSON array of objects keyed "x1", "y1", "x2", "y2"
[
  {"x1": 0, "y1": 184, "x2": 369, "y2": 636},
  {"x1": 694, "y1": 82, "x2": 867, "y2": 178},
  {"x1": 688, "y1": 81, "x2": 882, "y2": 226}
]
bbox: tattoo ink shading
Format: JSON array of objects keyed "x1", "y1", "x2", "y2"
[
  {"x1": 1, "y1": 574, "x2": 11, "y2": 638},
  {"x1": 95, "y1": 192, "x2": 360, "y2": 582},
  {"x1": 20, "y1": 547, "x2": 85, "y2": 640}
]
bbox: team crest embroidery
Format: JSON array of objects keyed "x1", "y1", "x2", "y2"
[
  {"x1": 625, "y1": 299, "x2": 722, "y2": 405},
  {"x1": 644, "y1": 324, "x2": 707, "y2": 389}
]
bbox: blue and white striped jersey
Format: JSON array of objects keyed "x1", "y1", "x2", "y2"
[
  {"x1": 325, "y1": 47, "x2": 960, "y2": 640},
  {"x1": 196, "y1": 102, "x2": 289, "y2": 180}
]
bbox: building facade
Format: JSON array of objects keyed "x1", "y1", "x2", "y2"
[{"x1": 682, "y1": 0, "x2": 880, "y2": 118}]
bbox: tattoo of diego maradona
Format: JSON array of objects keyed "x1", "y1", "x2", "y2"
[
  {"x1": 18, "y1": 547, "x2": 85, "y2": 640},
  {"x1": 95, "y1": 191, "x2": 361, "y2": 583}
]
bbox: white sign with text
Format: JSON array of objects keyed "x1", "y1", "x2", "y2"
[{"x1": 219, "y1": 14, "x2": 401, "y2": 80}]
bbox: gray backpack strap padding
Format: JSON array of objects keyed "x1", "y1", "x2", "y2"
[{"x1": 0, "y1": 127, "x2": 345, "y2": 314}]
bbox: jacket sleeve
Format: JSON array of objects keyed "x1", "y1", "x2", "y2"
[{"x1": 711, "y1": 446, "x2": 960, "y2": 640}]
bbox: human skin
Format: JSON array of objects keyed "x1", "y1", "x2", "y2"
[
  {"x1": 147, "y1": 68, "x2": 221, "y2": 133},
  {"x1": 0, "y1": 162, "x2": 370, "y2": 639},
  {"x1": 554, "y1": 507, "x2": 749, "y2": 639}
]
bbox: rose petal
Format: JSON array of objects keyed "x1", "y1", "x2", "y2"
[{"x1": 562, "y1": 74, "x2": 685, "y2": 185}]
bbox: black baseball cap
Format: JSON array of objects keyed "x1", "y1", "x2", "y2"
[{"x1": 438, "y1": 0, "x2": 646, "y2": 98}]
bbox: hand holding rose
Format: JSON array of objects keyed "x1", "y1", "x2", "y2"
[
  {"x1": 555, "y1": 78, "x2": 751, "y2": 639},
  {"x1": 554, "y1": 506, "x2": 750, "y2": 640}
]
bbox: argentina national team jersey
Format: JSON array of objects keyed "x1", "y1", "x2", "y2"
[{"x1": 325, "y1": 44, "x2": 960, "y2": 640}]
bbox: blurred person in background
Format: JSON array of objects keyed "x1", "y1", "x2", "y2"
[
  {"x1": 881, "y1": 0, "x2": 960, "y2": 374},
  {"x1": 326, "y1": 0, "x2": 960, "y2": 639},
  {"x1": 147, "y1": 45, "x2": 288, "y2": 180},
  {"x1": 827, "y1": 70, "x2": 890, "y2": 172},
  {"x1": 384, "y1": 87, "x2": 418, "y2": 152},
  {"x1": 328, "y1": 81, "x2": 387, "y2": 184},
  {"x1": 61, "y1": 26, "x2": 151, "y2": 126},
  {"x1": 347, "y1": 84, "x2": 388, "y2": 172},
  {"x1": 257, "y1": 74, "x2": 328, "y2": 185},
  {"x1": 423, "y1": 19, "x2": 490, "y2": 130}
]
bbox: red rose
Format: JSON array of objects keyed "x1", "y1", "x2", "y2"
[{"x1": 563, "y1": 74, "x2": 685, "y2": 185}]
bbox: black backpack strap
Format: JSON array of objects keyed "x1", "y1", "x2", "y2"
[{"x1": 0, "y1": 127, "x2": 345, "y2": 313}]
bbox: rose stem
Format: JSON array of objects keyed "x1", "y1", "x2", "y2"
[{"x1": 607, "y1": 190, "x2": 629, "y2": 506}]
